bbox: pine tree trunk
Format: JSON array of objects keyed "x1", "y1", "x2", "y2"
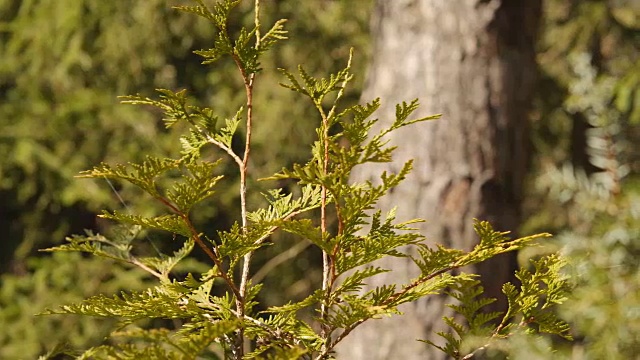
[{"x1": 338, "y1": 0, "x2": 541, "y2": 358}]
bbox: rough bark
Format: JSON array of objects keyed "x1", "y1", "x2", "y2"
[{"x1": 337, "y1": 0, "x2": 541, "y2": 359}]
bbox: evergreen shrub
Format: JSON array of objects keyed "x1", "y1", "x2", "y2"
[{"x1": 42, "y1": 1, "x2": 571, "y2": 358}]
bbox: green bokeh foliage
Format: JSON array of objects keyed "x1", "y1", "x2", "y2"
[{"x1": 0, "y1": 0, "x2": 371, "y2": 357}]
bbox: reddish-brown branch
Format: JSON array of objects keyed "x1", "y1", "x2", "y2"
[{"x1": 154, "y1": 195, "x2": 242, "y2": 300}]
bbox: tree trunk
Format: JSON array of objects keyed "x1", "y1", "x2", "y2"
[{"x1": 338, "y1": 0, "x2": 541, "y2": 358}]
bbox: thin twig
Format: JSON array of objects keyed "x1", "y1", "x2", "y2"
[
  {"x1": 198, "y1": 125, "x2": 244, "y2": 167},
  {"x1": 231, "y1": 0, "x2": 263, "y2": 355},
  {"x1": 252, "y1": 240, "x2": 311, "y2": 284},
  {"x1": 238, "y1": 72, "x2": 255, "y2": 295},
  {"x1": 102, "y1": 176, "x2": 163, "y2": 256},
  {"x1": 129, "y1": 257, "x2": 163, "y2": 280}
]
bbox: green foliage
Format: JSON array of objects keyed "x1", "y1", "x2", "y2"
[
  {"x1": 75, "y1": 320, "x2": 240, "y2": 360},
  {"x1": 0, "y1": 0, "x2": 208, "y2": 263},
  {"x1": 522, "y1": 3, "x2": 640, "y2": 356},
  {"x1": 422, "y1": 255, "x2": 571, "y2": 359},
  {"x1": 1, "y1": 0, "x2": 373, "y2": 356},
  {"x1": 39, "y1": 1, "x2": 565, "y2": 359},
  {"x1": 528, "y1": 0, "x2": 640, "y2": 233},
  {"x1": 531, "y1": 53, "x2": 640, "y2": 359},
  {"x1": 178, "y1": 0, "x2": 288, "y2": 74},
  {"x1": 0, "y1": 252, "x2": 152, "y2": 359}
]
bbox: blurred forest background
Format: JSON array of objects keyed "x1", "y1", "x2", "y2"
[{"x1": 0, "y1": 0, "x2": 638, "y2": 358}]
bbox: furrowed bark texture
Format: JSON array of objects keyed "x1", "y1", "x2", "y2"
[{"x1": 338, "y1": 0, "x2": 540, "y2": 359}]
